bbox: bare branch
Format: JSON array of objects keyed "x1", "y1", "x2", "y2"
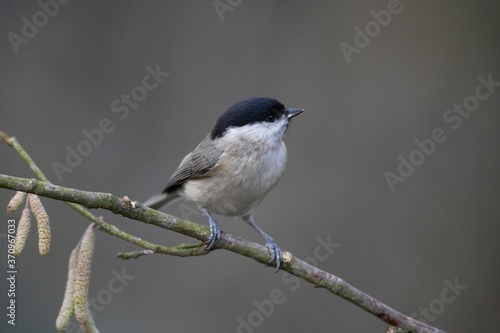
[
  {"x1": 0, "y1": 130, "x2": 447, "y2": 333},
  {"x1": 0, "y1": 174, "x2": 446, "y2": 333}
]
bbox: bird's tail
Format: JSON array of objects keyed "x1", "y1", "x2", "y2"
[{"x1": 143, "y1": 192, "x2": 179, "y2": 210}]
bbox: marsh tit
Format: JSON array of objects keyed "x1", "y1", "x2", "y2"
[{"x1": 144, "y1": 97, "x2": 303, "y2": 270}]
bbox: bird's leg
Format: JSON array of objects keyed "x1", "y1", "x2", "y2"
[
  {"x1": 242, "y1": 214, "x2": 283, "y2": 272},
  {"x1": 200, "y1": 208, "x2": 221, "y2": 250}
]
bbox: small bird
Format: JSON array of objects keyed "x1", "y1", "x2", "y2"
[{"x1": 144, "y1": 97, "x2": 303, "y2": 270}]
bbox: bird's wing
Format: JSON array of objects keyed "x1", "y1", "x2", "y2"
[{"x1": 164, "y1": 136, "x2": 223, "y2": 193}]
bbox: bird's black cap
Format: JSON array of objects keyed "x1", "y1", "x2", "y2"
[{"x1": 210, "y1": 97, "x2": 286, "y2": 139}]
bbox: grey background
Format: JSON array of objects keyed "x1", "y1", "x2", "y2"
[{"x1": 1, "y1": 1, "x2": 499, "y2": 332}]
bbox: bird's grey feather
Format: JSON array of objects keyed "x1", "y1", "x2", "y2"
[
  {"x1": 164, "y1": 135, "x2": 224, "y2": 193},
  {"x1": 143, "y1": 193, "x2": 170, "y2": 209}
]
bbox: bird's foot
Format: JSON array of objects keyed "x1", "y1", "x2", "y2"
[
  {"x1": 264, "y1": 237, "x2": 283, "y2": 272},
  {"x1": 200, "y1": 208, "x2": 221, "y2": 250},
  {"x1": 206, "y1": 219, "x2": 221, "y2": 250}
]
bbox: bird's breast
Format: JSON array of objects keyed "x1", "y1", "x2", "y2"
[{"x1": 183, "y1": 141, "x2": 287, "y2": 216}]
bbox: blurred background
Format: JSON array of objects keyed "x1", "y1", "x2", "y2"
[{"x1": 1, "y1": 1, "x2": 499, "y2": 332}]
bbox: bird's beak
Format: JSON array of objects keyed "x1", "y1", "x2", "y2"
[{"x1": 286, "y1": 108, "x2": 304, "y2": 119}]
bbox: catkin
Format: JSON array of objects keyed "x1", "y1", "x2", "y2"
[
  {"x1": 74, "y1": 224, "x2": 96, "y2": 325},
  {"x1": 56, "y1": 245, "x2": 80, "y2": 332},
  {"x1": 7, "y1": 191, "x2": 27, "y2": 214},
  {"x1": 13, "y1": 205, "x2": 31, "y2": 256},
  {"x1": 29, "y1": 194, "x2": 51, "y2": 255}
]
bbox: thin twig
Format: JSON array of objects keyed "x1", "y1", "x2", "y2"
[
  {"x1": 0, "y1": 130, "x2": 208, "y2": 258},
  {"x1": 117, "y1": 249, "x2": 155, "y2": 259}
]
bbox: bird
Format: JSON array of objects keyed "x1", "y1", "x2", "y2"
[{"x1": 144, "y1": 97, "x2": 303, "y2": 270}]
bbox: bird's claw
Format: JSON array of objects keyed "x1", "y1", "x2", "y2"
[
  {"x1": 265, "y1": 239, "x2": 283, "y2": 272},
  {"x1": 201, "y1": 208, "x2": 221, "y2": 251},
  {"x1": 205, "y1": 221, "x2": 220, "y2": 250}
]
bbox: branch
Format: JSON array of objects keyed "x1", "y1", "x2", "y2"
[
  {"x1": 0, "y1": 131, "x2": 207, "y2": 257},
  {"x1": 0, "y1": 174, "x2": 446, "y2": 333},
  {"x1": 0, "y1": 131, "x2": 447, "y2": 333}
]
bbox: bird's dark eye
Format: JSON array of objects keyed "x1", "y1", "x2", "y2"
[
  {"x1": 266, "y1": 114, "x2": 276, "y2": 122},
  {"x1": 266, "y1": 109, "x2": 282, "y2": 123}
]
